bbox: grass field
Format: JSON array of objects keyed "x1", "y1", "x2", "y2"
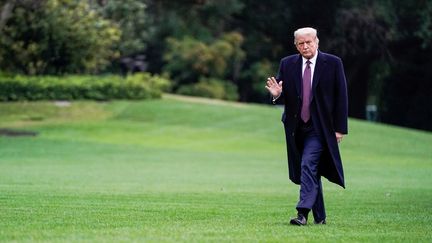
[{"x1": 0, "y1": 94, "x2": 431, "y2": 242}]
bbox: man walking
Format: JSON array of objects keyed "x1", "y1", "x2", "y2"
[{"x1": 265, "y1": 27, "x2": 348, "y2": 225}]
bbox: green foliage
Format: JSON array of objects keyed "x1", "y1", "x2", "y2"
[
  {"x1": 142, "y1": 0, "x2": 244, "y2": 73},
  {"x1": 98, "y1": 0, "x2": 151, "y2": 56},
  {"x1": 163, "y1": 32, "x2": 245, "y2": 91},
  {"x1": 162, "y1": 31, "x2": 244, "y2": 101},
  {"x1": 0, "y1": 0, "x2": 121, "y2": 74},
  {"x1": 240, "y1": 59, "x2": 277, "y2": 101},
  {"x1": 370, "y1": 0, "x2": 432, "y2": 131},
  {"x1": 125, "y1": 72, "x2": 171, "y2": 97},
  {"x1": 177, "y1": 78, "x2": 238, "y2": 101},
  {"x1": 0, "y1": 73, "x2": 170, "y2": 101},
  {"x1": 416, "y1": 1, "x2": 432, "y2": 49},
  {"x1": 146, "y1": 0, "x2": 244, "y2": 42}
]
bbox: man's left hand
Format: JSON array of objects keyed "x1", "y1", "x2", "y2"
[{"x1": 335, "y1": 132, "x2": 344, "y2": 143}]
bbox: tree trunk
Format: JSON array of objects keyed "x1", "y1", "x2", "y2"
[{"x1": 0, "y1": 1, "x2": 15, "y2": 31}]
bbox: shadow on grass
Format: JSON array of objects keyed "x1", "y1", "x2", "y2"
[{"x1": 0, "y1": 128, "x2": 38, "y2": 137}]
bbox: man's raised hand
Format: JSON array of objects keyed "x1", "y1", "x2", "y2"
[{"x1": 265, "y1": 77, "x2": 283, "y2": 98}]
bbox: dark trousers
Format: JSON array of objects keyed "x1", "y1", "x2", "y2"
[{"x1": 295, "y1": 121, "x2": 326, "y2": 222}]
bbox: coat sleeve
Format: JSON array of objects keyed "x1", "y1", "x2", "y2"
[{"x1": 333, "y1": 58, "x2": 348, "y2": 134}]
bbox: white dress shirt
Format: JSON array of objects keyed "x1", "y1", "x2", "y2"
[{"x1": 302, "y1": 51, "x2": 318, "y2": 85}]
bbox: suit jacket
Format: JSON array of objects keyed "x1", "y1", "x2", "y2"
[{"x1": 275, "y1": 51, "x2": 348, "y2": 188}]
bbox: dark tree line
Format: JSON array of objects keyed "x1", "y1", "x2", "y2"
[{"x1": 0, "y1": 0, "x2": 431, "y2": 131}]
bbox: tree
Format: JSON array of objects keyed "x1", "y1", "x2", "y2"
[
  {"x1": 379, "y1": 0, "x2": 432, "y2": 131},
  {"x1": 328, "y1": 2, "x2": 393, "y2": 119},
  {"x1": 0, "y1": 0, "x2": 120, "y2": 74},
  {"x1": 144, "y1": 0, "x2": 244, "y2": 73},
  {"x1": 97, "y1": 0, "x2": 151, "y2": 57},
  {"x1": 163, "y1": 32, "x2": 245, "y2": 89},
  {"x1": 0, "y1": 1, "x2": 44, "y2": 32}
]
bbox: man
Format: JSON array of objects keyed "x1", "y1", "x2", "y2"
[{"x1": 265, "y1": 27, "x2": 348, "y2": 226}]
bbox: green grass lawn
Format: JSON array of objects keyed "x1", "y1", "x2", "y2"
[{"x1": 0, "y1": 94, "x2": 431, "y2": 242}]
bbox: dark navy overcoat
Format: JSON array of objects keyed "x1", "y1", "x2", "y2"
[{"x1": 275, "y1": 51, "x2": 348, "y2": 188}]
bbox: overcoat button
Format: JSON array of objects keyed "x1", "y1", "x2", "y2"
[{"x1": 292, "y1": 132, "x2": 295, "y2": 136}]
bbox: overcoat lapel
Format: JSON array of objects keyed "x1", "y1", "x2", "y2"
[
  {"x1": 312, "y1": 51, "x2": 326, "y2": 94},
  {"x1": 293, "y1": 55, "x2": 302, "y2": 97}
]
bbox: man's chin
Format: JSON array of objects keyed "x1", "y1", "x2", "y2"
[{"x1": 301, "y1": 53, "x2": 314, "y2": 59}]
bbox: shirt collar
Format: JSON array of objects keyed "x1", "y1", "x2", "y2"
[{"x1": 302, "y1": 51, "x2": 318, "y2": 65}]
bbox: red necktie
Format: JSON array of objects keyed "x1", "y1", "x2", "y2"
[{"x1": 301, "y1": 60, "x2": 311, "y2": 122}]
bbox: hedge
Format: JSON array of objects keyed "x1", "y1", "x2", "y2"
[
  {"x1": 176, "y1": 78, "x2": 239, "y2": 101},
  {"x1": 0, "y1": 73, "x2": 170, "y2": 101}
]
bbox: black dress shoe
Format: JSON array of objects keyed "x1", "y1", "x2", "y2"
[
  {"x1": 314, "y1": 219, "x2": 326, "y2": 225},
  {"x1": 290, "y1": 214, "x2": 307, "y2": 226}
]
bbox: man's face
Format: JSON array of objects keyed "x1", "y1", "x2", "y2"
[{"x1": 295, "y1": 34, "x2": 318, "y2": 59}]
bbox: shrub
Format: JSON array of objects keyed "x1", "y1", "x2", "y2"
[
  {"x1": 163, "y1": 32, "x2": 245, "y2": 87},
  {"x1": 176, "y1": 78, "x2": 238, "y2": 101},
  {"x1": 0, "y1": 73, "x2": 171, "y2": 101}
]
